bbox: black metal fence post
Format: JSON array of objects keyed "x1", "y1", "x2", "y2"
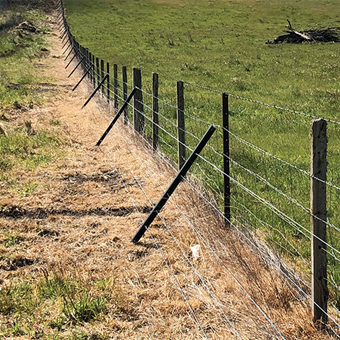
[
  {"x1": 92, "y1": 55, "x2": 95, "y2": 87},
  {"x1": 223, "y1": 93, "x2": 231, "y2": 225},
  {"x1": 88, "y1": 52, "x2": 92, "y2": 81},
  {"x1": 100, "y1": 59, "x2": 105, "y2": 96},
  {"x1": 152, "y1": 72, "x2": 159, "y2": 152},
  {"x1": 114, "y1": 64, "x2": 118, "y2": 111},
  {"x1": 177, "y1": 81, "x2": 185, "y2": 169},
  {"x1": 123, "y1": 66, "x2": 128, "y2": 124},
  {"x1": 96, "y1": 57, "x2": 99, "y2": 88},
  {"x1": 133, "y1": 68, "x2": 144, "y2": 134},
  {"x1": 107, "y1": 62, "x2": 110, "y2": 103}
]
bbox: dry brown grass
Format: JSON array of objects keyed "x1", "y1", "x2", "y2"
[{"x1": 0, "y1": 3, "x2": 339, "y2": 339}]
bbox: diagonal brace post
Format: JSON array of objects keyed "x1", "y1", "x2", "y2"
[
  {"x1": 131, "y1": 125, "x2": 216, "y2": 243},
  {"x1": 68, "y1": 56, "x2": 85, "y2": 78},
  {"x1": 64, "y1": 44, "x2": 74, "y2": 61},
  {"x1": 72, "y1": 64, "x2": 94, "y2": 91},
  {"x1": 82, "y1": 74, "x2": 108, "y2": 109},
  {"x1": 65, "y1": 49, "x2": 79, "y2": 69},
  {"x1": 62, "y1": 32, "x2": 68, "y2": 44},
  {"x1": 96, "y1": 88, "x2": 137, "y2": 146},
  {"x1": 62, "y1": 38, "x2": 69, "y2": 50},
  {"x1": 63, "y1": 43, "x2": 72, "y2": 54}
]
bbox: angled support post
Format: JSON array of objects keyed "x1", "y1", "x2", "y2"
[
  {"x1": 131, "y1": 125, "x2": 216, "y2": 243},
  {"x1": 65, "y1": 49, "x2": 79, "y2": 69},
  {"x1": 62, "y1": 30, "x2": 68, "y2": 42},
  {"x1": 68, "y1": 56, "x2": 85, "y2": 78},
  {"x1": 82, "y1": 74, "x2": 109, "y2": 109},
  {"x1": 63, "y1": 42, "x2": 71, "y2": 55},
  {"x1": 96, "y1": 88, "x2": 137, "y2": 146},
  {"x1": 73, "y1": 64, "x2": 94, "y2": 91},
  {"x1": 60, "y1": 27, "x2": 67, "y2": 39},
  {"x1": 62, "y1": 37, "x2": 69, "y2": 49},
  {"x1": 64, "y1": 44, "x2": 74, "y2": 61}
]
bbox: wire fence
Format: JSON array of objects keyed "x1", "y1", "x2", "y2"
[{"x1": 57, "y1": 0, "x2": 340, "y2": 337}]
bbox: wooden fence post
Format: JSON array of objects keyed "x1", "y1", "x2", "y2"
[
  {"x1": 311, "y1": 118, "x2": 328, "y2": 324},
  {"x1": 177, "y1": 80, "x2": 185, "y2": 169},
  {"x1": 106, "y1": 62, "x2": 110, "y2": 103},
  {"x1": 152, "y1": 72, "x2": 159, "y2": 152},
  {"x1": 133, "y1": 68, "x2": 144, "y2": 134},
  {"x1": 223, "y1": 93, "x2": 230, "y2": 225},
  {"x1": 122, "y1": 66, "x2": 128, "y2": 124},
  {"x1": 114, "y1": 64, "x2": 118, "y2": 111}
]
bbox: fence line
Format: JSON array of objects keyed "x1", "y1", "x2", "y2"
[{"x1": 57, "y1": 0, "x2": 340, "y2": 337}]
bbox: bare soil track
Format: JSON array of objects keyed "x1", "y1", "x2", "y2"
[{"x1": 0, "y1": 2, "x2": 339, "y2": 340}]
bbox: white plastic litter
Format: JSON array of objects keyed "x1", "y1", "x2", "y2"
[{"x1": 190, "y1": 244, "x2": 200, "y2": 261}]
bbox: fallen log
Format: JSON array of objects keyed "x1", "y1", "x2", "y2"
[{"x1": 266, "y1": 20, "x2": 340, "y2": 44}]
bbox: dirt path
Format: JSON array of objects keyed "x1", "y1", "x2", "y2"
[{"x1": 0, "y1": 6, "x2": 338, "y2": 340}]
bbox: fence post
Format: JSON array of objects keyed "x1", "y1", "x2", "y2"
[
  {"x1": 106, "y1": 62, "x2": 110, "y2": 103},
  {"x1": 114, "y1": 64, "x2": 118, "y2": 111},
  {"x1": 223, "y1": 93, "x2": 231, "y2": 225},
  {"x1": 152, "y1": 72, "x2": 159, "y2": 152},
  {"x1": 177, "y1": 80, "x2": 185, "y2": 169},
  {"x1": 122, "y1": 66, "x2": 128, "y2": 124},
  {"x1": 85, "y1": 48, "x2": 89, "y2": 73},
  {"x1": 100, "y1": 59, "x2": 105, "y2": 96},
  {"x1": 92, "y1": 55, "x2": 95, "y2": 87},
  {"x1": 133, "y1": 68, "x2": 144, "y2": 134},
  {"x1": 96, "y1": 57, "x2": 99, "y2": 88},
  {"x1": 311, "y1": 118, "x2": 328, "y2": 325},
  {"x1": 88, "y1": 52, "x2": 92, "y2": 80}
]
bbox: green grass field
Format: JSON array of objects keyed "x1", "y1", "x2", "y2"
[{"x1": 64, "y1": 0, "x2": 340, "y2": 306}]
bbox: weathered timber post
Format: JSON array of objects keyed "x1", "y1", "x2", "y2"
[
  {"x1": 114, "y1": 64, "x2": 118, "y2": 111},
  {"x1": 106, "y1": 62, "x2": 110, "y2": 103},
  {"x1": 122, "y1": 66, "x2": 128, "y2": 124},
  {"x1": 223, "y1": 93, "x2": 231, "y2": 225},
  {"x1": 152, "y1": 72, "x2": 159, "y2": 152},
  {"x1": 100, "y1": 59, "x2": 105, "y2": 96},
  {"x1": 311, "y1": 118, "x2": 328, "y2": 324},
  {"x1": 133, "y1": 68, "x2": 144, "y2": 134},
  {"x1": 177, "y1": 80, "x2": 185, "y2": 169}
]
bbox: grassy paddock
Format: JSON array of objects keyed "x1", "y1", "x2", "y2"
[{"x1": 64, "y1": 0, "x2": 340, "y2": 305}]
